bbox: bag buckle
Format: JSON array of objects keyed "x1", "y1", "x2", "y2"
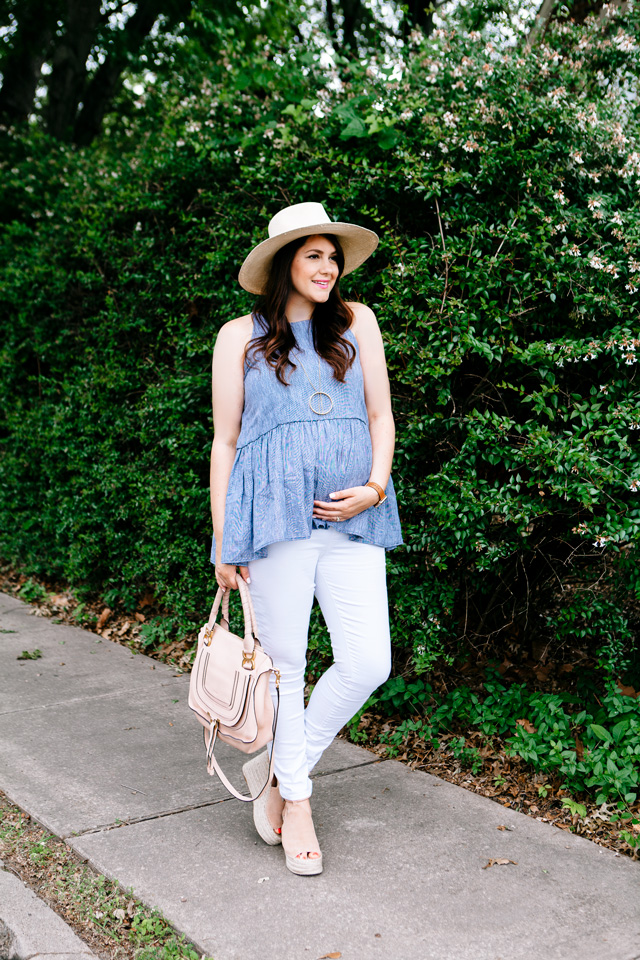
[
  {"x1": 203, "y1": 627, "x2": 214, "y2": 647},
  {"x1": 242, "y1": 650, "x2": 256, "y2": 670}
]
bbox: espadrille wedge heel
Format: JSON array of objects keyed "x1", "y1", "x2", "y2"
[
  {"x1": 242, "y1": 751, "x2": 283, "y2": 846},
  {"x1": 281, "y1": 798, "x2": 323, "y2": 876}
]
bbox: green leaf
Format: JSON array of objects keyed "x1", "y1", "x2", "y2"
[
  {"x1": 340, "y1": 117, "x2": 368, "y2": 139},
  {"x1": 590, "y1": 724, "x2": 612, "y2": 743}
]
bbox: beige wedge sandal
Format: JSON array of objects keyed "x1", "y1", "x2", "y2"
[
  {"x1": 281, "y1": 798, "x2": 323, "y2": 876},
  {"x1": 242, "y1": 751, "x2": 283, "y2": 846}
]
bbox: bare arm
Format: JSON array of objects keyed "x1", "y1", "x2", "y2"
[
  {"x1": 210, "y1": 315, "x2": 252, "y2": 588},
  {"x1": 312, "y1": 302, "x2": 396, "y2": 521},
  {"x1": 351, "y1": 301, "x2": 395, "y2": 491}
]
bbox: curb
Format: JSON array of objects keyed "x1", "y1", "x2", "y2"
[{"x1": 0, "y1": 861, "x2": 96, "y2": 960}]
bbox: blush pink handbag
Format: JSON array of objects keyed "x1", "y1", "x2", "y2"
[{"x1": 188, "y1": 578, "x2": 279, "y2": 802}]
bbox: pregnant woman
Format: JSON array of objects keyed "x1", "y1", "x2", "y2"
[{"x1": 210, "y1": 202, "x2": 403, "y2": 875}]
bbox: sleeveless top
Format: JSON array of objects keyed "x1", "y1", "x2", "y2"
[{"x1": 211, "y1": 315, "x2": 403, "y2": 566}]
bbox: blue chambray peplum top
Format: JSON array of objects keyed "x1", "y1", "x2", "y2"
[{"x1": 211, "y1": 315, "x2": 403, "y2": 566}]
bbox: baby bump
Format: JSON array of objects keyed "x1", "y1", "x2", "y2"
[{"x1": 311, "y1": 419, "x2": 372, "y2": 501}]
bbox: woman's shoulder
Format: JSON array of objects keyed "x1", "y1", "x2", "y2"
[
  {"x1": 345, "y1": 302, "x2": 379, "y2": 342},
  {"x1": 214, "y1": 314, "x2": 255, "y2": 351},
  {"x1": 218, "y1": 313, "x2": 255, "y2": 339}
]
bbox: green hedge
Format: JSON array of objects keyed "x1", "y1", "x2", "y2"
[{"x1": 1, "y1": 11, "x2": 639, "y2": 677}]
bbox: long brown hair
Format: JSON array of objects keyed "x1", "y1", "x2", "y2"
[{"x1": 246, "y1": 234, "x2": 355, "y2": 385}]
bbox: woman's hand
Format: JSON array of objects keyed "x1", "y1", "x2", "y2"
[
  {"x1": 215, "y1": 562, "x2": 250, "y2": 592},
  {"x1": 313, "y1": 485, "x2": 379, "y2": 523}
]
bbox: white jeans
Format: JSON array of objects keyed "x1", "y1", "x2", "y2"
[{"x1": 248, "y1": 527, "x2": 391, "y2": 801}]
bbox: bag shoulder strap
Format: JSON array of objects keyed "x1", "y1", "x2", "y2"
[{"x1": 205, "y1": 685, "x2": 280, "y2": 802}]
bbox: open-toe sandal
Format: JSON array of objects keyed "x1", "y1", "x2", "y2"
[
  {"x1": 281, "y1": 798, "x2": 323, "y2": 876},
  {"x1": 242, "y1": 751, "x2": 283, "y2": 846}
]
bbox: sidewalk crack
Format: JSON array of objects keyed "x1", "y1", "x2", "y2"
[{"x1": 66, "y1": 758, "x2": 383, "y2": 839}]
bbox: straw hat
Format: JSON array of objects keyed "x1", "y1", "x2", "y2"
[{"x1": 238, "y1": 201, "x2": 379, "y2": 295}]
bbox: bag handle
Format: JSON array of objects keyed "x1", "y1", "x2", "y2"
[
  {"x1": 205, "y1": 684, "x2": 280, "y2": 802},
  {"x1": 205, "y1": 577, "x2": 259, "y2": 656}
]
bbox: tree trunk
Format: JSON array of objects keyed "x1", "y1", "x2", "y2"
[
  {"x1": 401, "y1": 0, "x2": 443, "y2": 42},
  {"x1": 73, "y1": 0, "x2": 175, "y2": 145},
  {"x1": 43, "y1": 0, "x2": 102, "y2": 140},
  {"x1": 525, "y1": 0, "x2": 556, "y2": 49},
  {"x1": 338, "y1": 0, "x2": 365, "y2": 52},
  {"x1": 0, "y1": 0, "x2": 61, "y2": 124}
]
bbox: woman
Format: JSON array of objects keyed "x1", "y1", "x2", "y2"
[{"x1": 210, "y1": 202, "x2": 402, "y2": 876}]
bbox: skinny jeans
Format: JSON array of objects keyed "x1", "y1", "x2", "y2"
[{"x1": 248, "y1": 526, "x2": 391, "y2": 801}]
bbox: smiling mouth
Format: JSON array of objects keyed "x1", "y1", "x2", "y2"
[{"x1": 313, "y1": 280, "x2": 330, "y2": 287}]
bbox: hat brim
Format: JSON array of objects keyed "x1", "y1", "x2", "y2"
[{"x1": 238, "y1": 222, "x2": 379, "y2": 295}]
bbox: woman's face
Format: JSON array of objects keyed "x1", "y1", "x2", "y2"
[{"x1": 289, "y1": 235, "x2": 340, "y2": 304}]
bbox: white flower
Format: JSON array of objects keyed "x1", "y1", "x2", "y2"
[
  {"x1": 629, "y1": 259, "x2": 640, "y2": 274},
  {"x1": 625, "y1": 283, "x2": 638, "y2": 294},
  {"x1": 571, "y1": 151, "x2": 584, "y2": 164},
  {"x1": 611, "y1": 212, "x2": 623, "y2": 225},
  {"x1": 553, "y1": 189, "x2": 568, "y2": 205},
  {"x1": 630, "y1": 480, "x2": 640, "y2": 492},
  {"x1": 588, "y1": 255, "x2": 604, "y2": 270},
  {"x1": 443, "y1": 111, "x2": 458, "y2": 127},
  {"x1": 567, "y1": 244, "x2": 581, "y2": 256},
  {"x1": 587, "y1": 197, "x2": 602, "y2": 209},
  {"x1": 462, "y1": 139, "x2": 479, "y2": 152}
]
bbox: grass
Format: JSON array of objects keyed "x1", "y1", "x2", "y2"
[{"x1": 0, "y1": 793, "x2": 212, "y2": 960}]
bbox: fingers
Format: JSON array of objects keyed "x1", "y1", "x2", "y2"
[
  {"x1": 215, "y1": 563, "x2": 239, "y2": 592},
  {"x1": 239, "y1": 565, "x2": 251, "y2": 585}
]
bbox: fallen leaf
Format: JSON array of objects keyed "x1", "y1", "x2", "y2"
[
  {"x1": 616, "y1": 680, "x2": 639, "y2": 698},
  {"x1": 574, "y1": 736, "x2": 584, "y2": 761},
  {"x1": 127, "y1": 900, "x2": 135, "y2": 917},
  {"x1": 516, "y1": 718, "x2": 536, "y2": 734},
  {"x1": 318, "y1": 954, "x2": 341, "y2": 959},
  {"x1": 96, "y1": 608, "x2": 112, "y2": 630},
  {"x1": 113, "y1": 908, "x2": 125, "y2": 921},
  {"x1": 497, "y1": 825, "x2": 506, "y2": 831},
  {"x1": 117, "y1": 621, "x2": 131, "y2": 636},
  {"x1": 134, "y1": 612, "x2": 146, "y2": 623},
  {"x1": 483, "y1": 858, "x2": 518, "y2": 869},
  {"x1": 50, "y1": 593, "x2": 71, "y2": 608}
]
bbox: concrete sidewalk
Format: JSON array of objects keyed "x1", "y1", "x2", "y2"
[{"x1": 0, "y1": 590, "x2": 638, "y2": 960}]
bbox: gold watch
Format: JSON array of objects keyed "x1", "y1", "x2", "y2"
[{"x1": 365, "y1": 481, "x2": 388, "y2": 507}]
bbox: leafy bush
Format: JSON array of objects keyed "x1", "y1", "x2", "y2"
[
  {"x1": 371, "y1": 671, "x2": 640, "y2": 807},
  {"x1": 0, "y1": 8, "x2": 639, "y2": 679}
]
